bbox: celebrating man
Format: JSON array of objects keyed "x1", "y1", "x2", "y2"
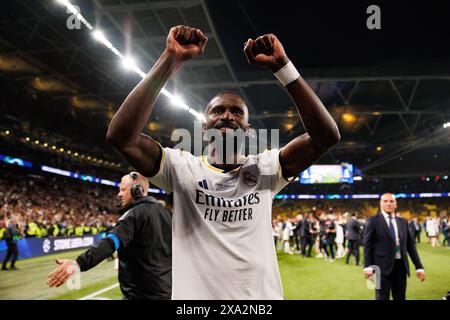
[{"x1": 106, "y1": 25, "x2": 340, "y2": 299}]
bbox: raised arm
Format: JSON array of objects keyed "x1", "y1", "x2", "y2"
[
  {"x1": 243, "y1": 34, "x2": 340, "y2": 178},
  {"x1": 106, "y1": 26, "x2": 208, "y2": 176}
]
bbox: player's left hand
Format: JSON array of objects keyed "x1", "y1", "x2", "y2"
[
  {"x1": 243, "y1": 34, "x2": 289, "y2": 72},
  {"x1": 47, "y1": 259, "x2": 79, "y2": 288},
  {"x1": 416, "y1": 271, "x2": 426, "y2": 282}
]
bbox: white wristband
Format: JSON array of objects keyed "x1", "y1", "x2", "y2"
[{"x1": 274, "y1": 61, "x2": 300, "y2": 86}]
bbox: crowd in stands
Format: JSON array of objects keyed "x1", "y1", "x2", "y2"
[
  {"x1": 0, "y1": 172, "x2": 119, "y2": 240},
  {"x1": 0, "y1": 114, "x2": 127, "y2": 181},
  {"x1": 1, "y1": 161, "x2": 449, "y2": 251}
]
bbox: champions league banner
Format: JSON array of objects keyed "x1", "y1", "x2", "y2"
[{"x1": 0, "y1": 233, "x2": 106, "y2": 261}]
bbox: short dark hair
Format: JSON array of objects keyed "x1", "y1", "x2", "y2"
[{"x1": 205, "y1": 91, "x2": 246, "y2": 113}]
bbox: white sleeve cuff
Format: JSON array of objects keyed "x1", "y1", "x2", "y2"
[
  {"x1": 416, "y1": 269, "x2": 425, "y2": 274},
  {"x1": 363, "y1": 267, "x2": 374, "y2": 272}
]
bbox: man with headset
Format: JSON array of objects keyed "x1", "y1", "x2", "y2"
[{"x1": 47, "y1": 172, "x2": 172, "y2": 300}]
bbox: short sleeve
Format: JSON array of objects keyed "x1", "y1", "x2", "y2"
[
  {"x1": 146, "y1": 144, "x2": 178, "y2": 194},
  {"x1": 257, "y1": 148, "x2": 293, "y2": 197}
]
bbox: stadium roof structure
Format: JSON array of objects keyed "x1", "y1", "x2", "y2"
[{"x1": 0, "y1": 0, "x2": 449, "y2": 178}]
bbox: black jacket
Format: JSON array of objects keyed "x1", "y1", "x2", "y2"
[
  {"x1": 346, "y1": 218, "x2": 361, "y2": 241},
  {"x1": 76, "y1": 196, "x2": 172, "y2": 300},
  {"x1": 301, "y1": 219, "x2": 312, "y2": 237},
  {"x1": 408, "y1": 220, "x2": 421, "y2": 235},
  {"x1": 4, "y1": 224, "x2": 20, "y2": 245},
  {"x1": 294, "y1": 220, "x2": 303, "y2": 236},
  {"x1": 363, "y1": 212, "x2": 423, "y2": 276}
]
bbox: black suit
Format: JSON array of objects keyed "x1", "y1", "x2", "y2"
[
  {"x1": 300, "y1": 219, "x2": 313, "y2": 257},
  {"x1": 294, "y1": 220, "x2": 303, "y2": 252},
  {"x1": 408, "y1": 221, "x2": 421, "y2": 243},
  {"x1": 346, "y1": 218, "x2": 361, "y2": 265},
  {"x1": 363, "y1": 212, "x2": 424, "y2": 300}
]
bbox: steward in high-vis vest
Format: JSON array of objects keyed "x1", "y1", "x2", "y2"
[{"x1": 26, "y1": 222, "x2": 39, "y2": 237}]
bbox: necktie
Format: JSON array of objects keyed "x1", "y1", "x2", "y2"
[{"x1": 388, "y1": 216, "x2": 396, "y2": 241}]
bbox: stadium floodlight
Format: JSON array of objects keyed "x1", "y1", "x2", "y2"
[
  {"x1": 55, "y1": 0, "x2": 78, "y2": 15},
  {"x1": 121, "y1": 56, "x2": 138, "y2": 71},
  {"x1": 170, "y1": 95, "x2": 190, "y2": 111},
  {"x1": 443, "y1": 122, "x2": 450, "y2": 128},
  {"x1": 55, "y1": 0, "x2": 204, "y2": 122},
  {"x1": 92, "y1": 30, "x2": 113, "y2": 49}
]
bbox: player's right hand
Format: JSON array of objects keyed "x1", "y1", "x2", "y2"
[
  {"x1": 165, "y1": 25, "x2": 208, "y2": 62},
  {"x1": 47, "y1": 259, "x2": 79, "y2": 288}
]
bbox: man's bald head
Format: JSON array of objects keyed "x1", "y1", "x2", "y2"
[
  {"x1": 117, "y1": 172, "x2": 149, "y2": 207},
  {"x1": 380, "y1": 193, "x2": 397, "y2": 214}
]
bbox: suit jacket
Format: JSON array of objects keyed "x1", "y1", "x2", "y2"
[
  {"x1": 301, "y1": 219, "x2": 312, "y2": 237},
  {"x1": 346, "y1": 218, "x2": 361, "y2": 241},
  {"x1": 294, "y1": 220, "x2": 303, "y2": 237},
  {"x1": 408, "y1": 221, "x2": 421, "y2": 235},
  {"x1": 363, "y1": 212, "x2": 424, "y2": 276}
]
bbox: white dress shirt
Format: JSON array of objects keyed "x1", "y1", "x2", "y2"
[{"x1": 381, "y1": 210, "x2": 401, "y2": 259}]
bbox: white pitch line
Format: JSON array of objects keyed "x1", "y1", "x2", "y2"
[{"x1": 78, "y1": 283, "x2": 120, "y2": 300}]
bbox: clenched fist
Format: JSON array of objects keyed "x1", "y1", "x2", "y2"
[
  {"x1": 243, "y1": 34, "x2": 289, "y2": 72},
  {"x1": 165, "y1": 25, "x2": 208, "y2": 62}
]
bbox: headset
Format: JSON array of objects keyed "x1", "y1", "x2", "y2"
[{"x1": 129, "y1": 172, "x2": 144, "y2": 200}]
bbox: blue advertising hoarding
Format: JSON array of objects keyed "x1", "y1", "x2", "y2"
[{"x1": 0, "y1": 233, "x2": 105, "y2": 261}]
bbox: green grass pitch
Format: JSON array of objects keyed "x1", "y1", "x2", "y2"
[{"x1": 1, "y1": 238, "x2": 449, "y2": 300}]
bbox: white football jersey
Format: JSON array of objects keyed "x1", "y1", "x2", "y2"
[{"x1": 149, "y1": 146, "x2": 290, "y2": 299}]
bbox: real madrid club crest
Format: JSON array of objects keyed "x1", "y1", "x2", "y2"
[{"x1": 242, "y1": 170, "x2": 257, "y2": 186}]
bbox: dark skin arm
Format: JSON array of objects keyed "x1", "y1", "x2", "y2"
[
  {"x1": 106, "y1": 26, "x2": 208, "y2": 176},
  {"x1": 244, "y1": 34, "x2": 340, "y2": 178}
]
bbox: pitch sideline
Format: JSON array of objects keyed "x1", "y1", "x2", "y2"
[{"x1": 78, "y1": 283, "x2": 120, "y2": 300}]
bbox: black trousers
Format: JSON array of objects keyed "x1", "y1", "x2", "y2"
[
  {"x1": 376, "y1": 260, "x2": 407, "y2": 300},
  {"x1": 2, "y1": 243, "x2": 18, "y2": 268},
  {"x1": 416, "y1": 232, "x2": 421, "y2": 243},
  {"x1": 294, "y1": 234, "x2": 301, "y2": 251},
  {"x1": 411, "y1": 231, "x2": 421, "y2": 243},
  {"x1": 346, "y1": 239, "x2": 360, "y2": 265},
  {"x1": 323, "y1": 239, "x2": 335, "y2": 259},
  {"x1": 301, "y1": 236, "x2": 313, "y2": 257}
]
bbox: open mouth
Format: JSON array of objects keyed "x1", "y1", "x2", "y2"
[{"x1": 215, "y1": 123, "x2": 238, "y2": 130}]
